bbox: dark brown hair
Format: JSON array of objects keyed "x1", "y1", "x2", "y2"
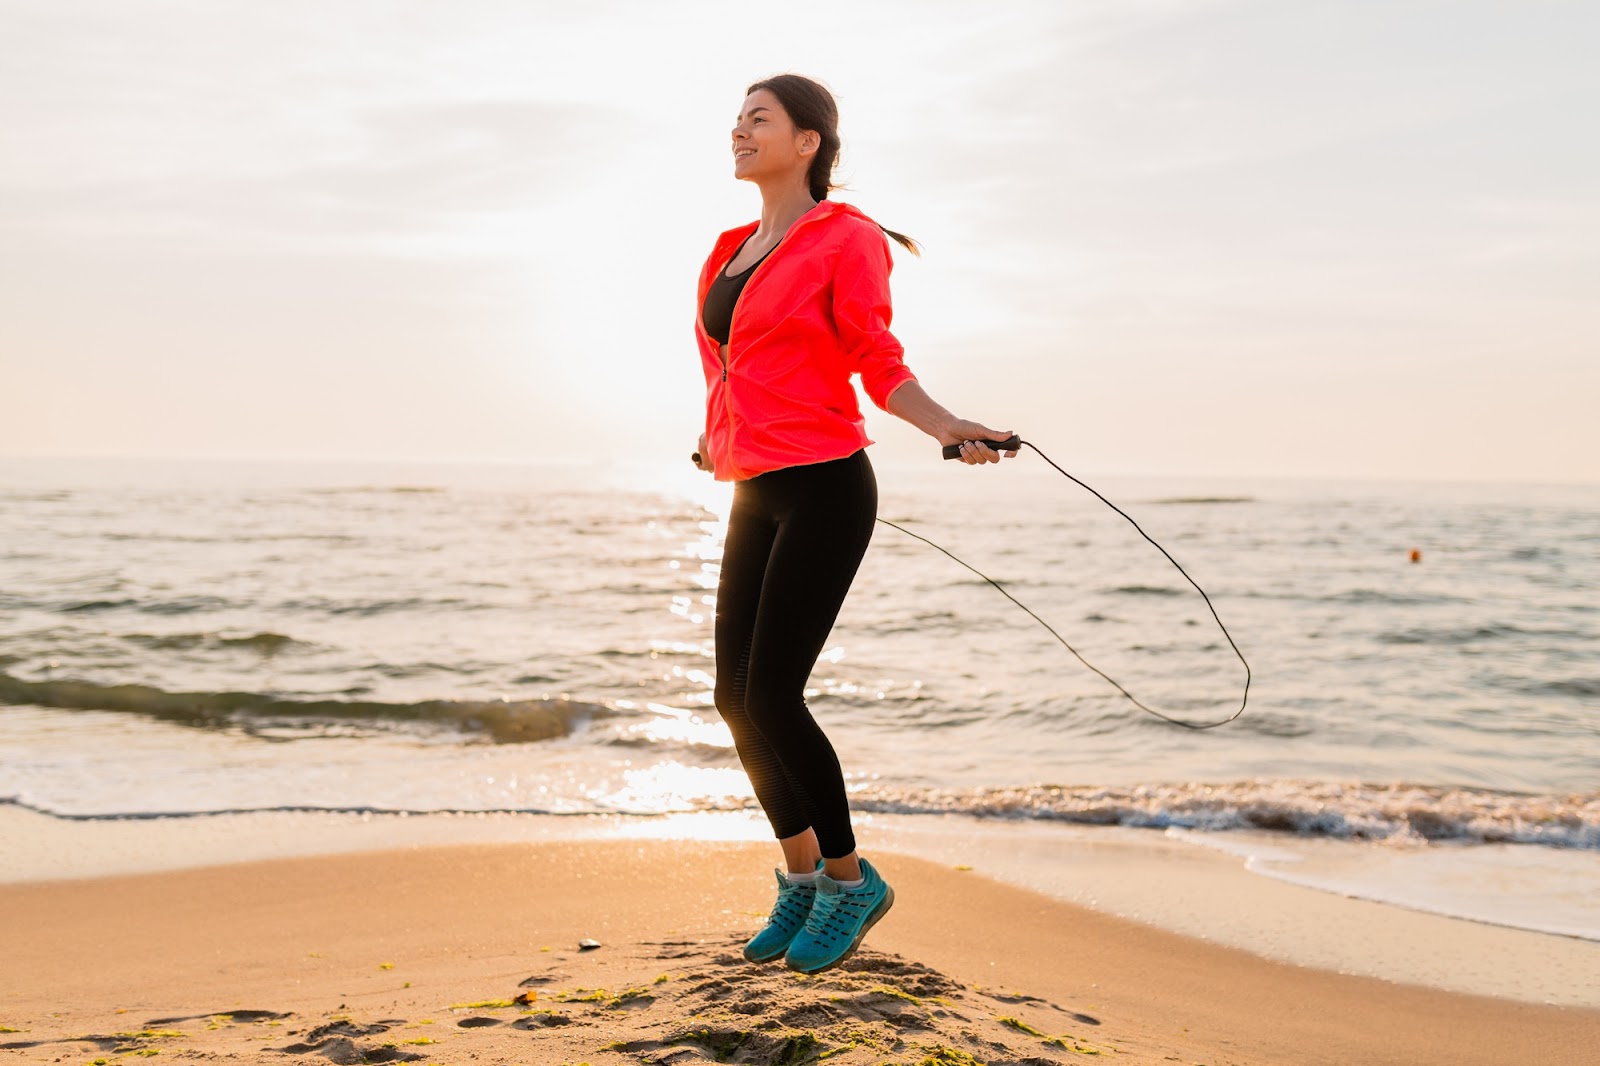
[{"x1": 746, "y1": 73, "x2": 921, "y2": 257}]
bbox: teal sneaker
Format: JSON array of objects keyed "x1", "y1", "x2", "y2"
[
  {"x1": 783, "y1": 856, "x2": 894, "y2": 974},
  {"x1": 742, "y1": 858, "x2": 824, "y2": 963}
]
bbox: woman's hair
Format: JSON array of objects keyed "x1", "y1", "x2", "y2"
[{"x1": 746, "y1": 73, "x2": 921, "y2": 257}]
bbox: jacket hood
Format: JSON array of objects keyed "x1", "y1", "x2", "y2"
[{"x1": 709, "y1": 199, "x2": 878, "y2": 259}]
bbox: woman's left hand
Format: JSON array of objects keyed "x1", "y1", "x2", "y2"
[{"x1": 940, "y1": 419, "x2": 1019, "y2": 464}]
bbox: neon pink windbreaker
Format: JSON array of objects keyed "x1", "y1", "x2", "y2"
[{"x1": 696, "y1": 199, "x2": 918, "y2": 482}]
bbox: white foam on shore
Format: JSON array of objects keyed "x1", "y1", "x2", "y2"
[
  {"x1": 857, "y1": 812, "x2": 1600, "y2": 1009},
  {"x1": 1170, "y1": 827, "x2": 1600, "y2": 941},
  {"x1": 1, "y1": 804, "x2": 1595, "y2": 1007}
]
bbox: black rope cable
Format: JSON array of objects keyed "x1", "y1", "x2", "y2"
[{"x1": 875, "y1": 439, "x2": 1250, "y2": 730}]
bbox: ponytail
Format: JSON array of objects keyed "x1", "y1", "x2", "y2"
[{"x1": 877, "y1": 225, "x2": 921, "y2": 257}]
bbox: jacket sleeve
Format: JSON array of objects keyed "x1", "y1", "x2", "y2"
[{"x1": 832, "y1": 222, "x2": 917, "y2": 412}]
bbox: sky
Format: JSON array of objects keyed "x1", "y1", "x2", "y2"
[{"x1": 2, "y1": 0, "x2": 1596, "y2": 483}]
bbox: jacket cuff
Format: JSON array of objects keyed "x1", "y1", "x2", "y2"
[{"x1": 864, "y1": 361, "x2": 918, "y2": 412}]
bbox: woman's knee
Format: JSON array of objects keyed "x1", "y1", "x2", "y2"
[{"x1": 740, "y1": 680, "x2": 814, "y2": 741}]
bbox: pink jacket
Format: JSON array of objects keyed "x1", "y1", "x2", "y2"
[{"x1": 696, "y1": 199, "x2": 917, "y2": 482}]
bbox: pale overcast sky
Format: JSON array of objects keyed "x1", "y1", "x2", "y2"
[{"x1": 2, "y1": 0, "x2": 1596, "y2": 482}]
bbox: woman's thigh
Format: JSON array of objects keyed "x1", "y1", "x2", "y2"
[
  {"x1": 714, "y1": 484, "x2": 778, "y2": 700},
  {"x1": 743, "y1": 452, "x2": 878, "y2": 708}
]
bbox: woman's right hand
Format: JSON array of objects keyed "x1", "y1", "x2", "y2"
[
  {"x1": 693, "y1": 433, "x2": 713, "y2": 474},
  {"x1": 941, "y1": 418, "x2": 1019, "y2": 464}
]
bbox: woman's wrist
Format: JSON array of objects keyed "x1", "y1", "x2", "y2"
[
  {"x1": 886, "y1": 381, "x2": 958, "y2": 441},
  {"x1": 927, "y1": 412, "x2": 959, "y2": 441}
]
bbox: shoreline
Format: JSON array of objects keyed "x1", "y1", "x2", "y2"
[
  {"x1": 3, "y1": 803, "x2": 1595, "y2": 1009},
  {"x1": 3, "y1": 834, "x2": 1597, "y2": 1066}
]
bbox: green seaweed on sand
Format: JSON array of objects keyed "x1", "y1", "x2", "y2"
[
  {"x1": 0, "y1": 1026, "x2": 22, "y2": 1033},
  {"x1": 665, "y1": 1026, "x2": 824, "y2": 1064},
  {"x1": 550, "y1": 985, "x2": 655, "y2": 1007},
  {"x1": 1043, "y1": 1033, "x2": 1109, "y2": 1055},
  {"x1": 907, "y1": 1048, "x2": 987, "y2": 1066},
  {"x1": 813, "y1": 1027, "x2": 904, "y2": 1060},
  {"x1": 1000, "y1": 1014, "x2": 1112, "y2": 1055},
  {"x1": 447, "y1": 999, "x2": 515, "y2": 1009}
]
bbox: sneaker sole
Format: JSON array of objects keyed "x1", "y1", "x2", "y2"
[{"x1": 784, "y1": 883, "x2": 895, "y2": 974}]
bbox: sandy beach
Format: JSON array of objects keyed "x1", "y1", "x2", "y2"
[{"x1": 4, "y1": 824, "x2": 1597, "y2": 1066}]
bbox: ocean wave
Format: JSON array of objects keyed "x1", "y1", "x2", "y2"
[
  {"x1": 598, "y1": 733, "x2": 738, "y2": 765},
  {"x1": 1377, "y1": 623, "x2": 1583, "y2": 645},
  {"x1": 868, "y1": 610, "x2": 962, "y2": 635},
  {"x1": 9, "y1": 780, "x2": 1591, "y2": 851},
  {"x1": 96, "y1": 531, "x2": 361, "y2": 544},
  {"x1": 1322, "y1": 589, "x2": 1470, "y2": 606},
  {"x1": 1527, "y1": 678, "x2": 1600, "y2": 698},
  {"x1": 274, "y1": 595, "x2": 485, "y2": 616},
  {"x1": 0, "y1": 490, "x2": 72, "y2": 502},
  {"x1": 0, "y1": 671, "x2": 617, "y2": 744},
  {"x1": 848, "y1": 780, "x2": 1600, "y2": 849},
  {"x1": 46, "y1": 595, "x2": 237, "y2": 616},
  {"x1": 121, "y1": 631, "x2": 307, "y2": 654}
]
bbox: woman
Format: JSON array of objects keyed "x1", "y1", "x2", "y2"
[{"x1": 693, "y1": 73, "x2": 1018, "y2": 974}]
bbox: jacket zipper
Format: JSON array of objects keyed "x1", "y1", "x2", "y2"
[{"x1": 711, "y1": 205, "x2": 830, "y2": 479}]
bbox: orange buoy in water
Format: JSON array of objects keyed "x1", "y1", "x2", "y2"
[{"x1": 1409, "y1": 549, "x2": 1422, "y2": 563}]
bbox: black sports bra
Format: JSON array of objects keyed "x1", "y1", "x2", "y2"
[{"x1": 701, "y1": 235, "x2": 776, "y2": 345}]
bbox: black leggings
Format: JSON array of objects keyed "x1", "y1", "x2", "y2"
[{"x1": 713, "y1": 448, "x2": 877, "y2": 859}]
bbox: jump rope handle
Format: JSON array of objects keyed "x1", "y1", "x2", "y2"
[{"x1": 942, "y1": 434, "x2": 1022, "y2": 460}]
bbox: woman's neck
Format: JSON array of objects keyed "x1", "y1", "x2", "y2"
[{"x1": 755, "y1": 183, "x2": 819, "y2": 243}]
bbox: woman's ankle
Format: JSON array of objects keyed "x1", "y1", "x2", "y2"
[{"x1": 822, "y1": 854, "x2": 863, "y2": 882}]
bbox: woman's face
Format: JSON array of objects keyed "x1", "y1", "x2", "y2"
[{"x1": 731, "y1": 89, "x2": 815, "y2": 185}]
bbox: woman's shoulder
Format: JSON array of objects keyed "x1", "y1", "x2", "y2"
[
  {"x1": 810, "y1": 201, "x2": 890, "y2": 254},
  {"x1": 815, "y1": 199, "x2": 881, "y2": 231}
]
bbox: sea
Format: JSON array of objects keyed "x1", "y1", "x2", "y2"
[{"x1": 1, "y1": 453, "x2": 1596, "y2": 942}]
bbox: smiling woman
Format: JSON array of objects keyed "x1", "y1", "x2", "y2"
[{"x1": 686, "y1": 72, "x2": 1021, "y2": 976}]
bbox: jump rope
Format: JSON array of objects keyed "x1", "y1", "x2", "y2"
[{"x1": 694, "y1": 435, "x2": 1250, "y2": 730}]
